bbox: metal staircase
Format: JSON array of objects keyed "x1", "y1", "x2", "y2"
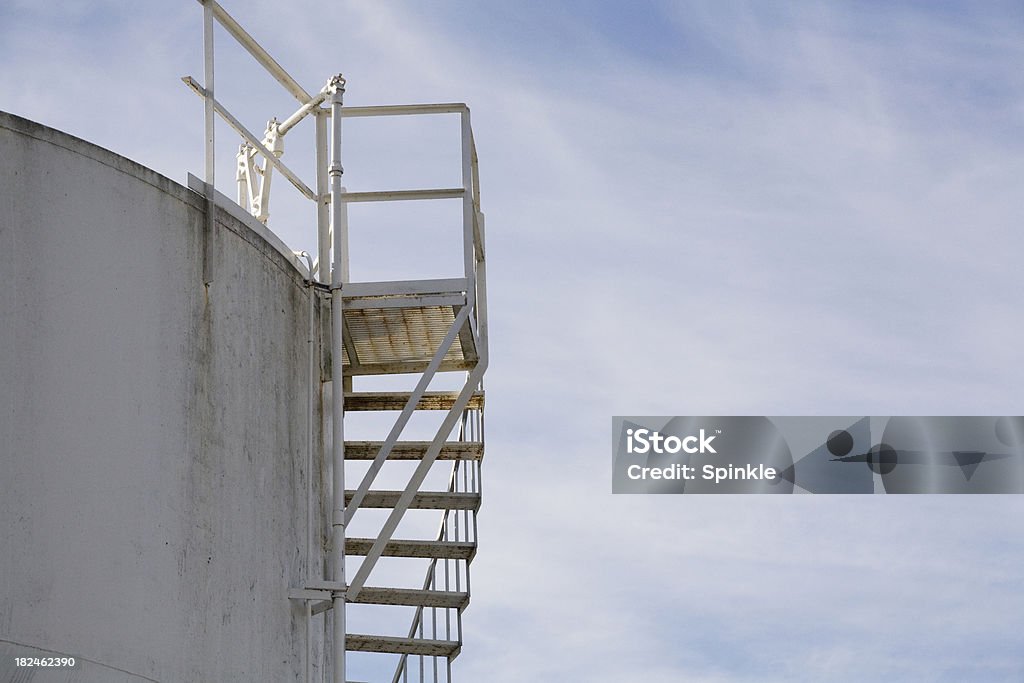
[
  {"x1": 340, "y1": 385, "x2": 485, "y2": 679},
  {"x1": 184, "y1": 3, "x2": 489, "y2": 681}
]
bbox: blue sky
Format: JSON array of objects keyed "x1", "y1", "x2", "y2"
[{"x1": 3, "y1": 1, "x2": 1024, "y2": 680}]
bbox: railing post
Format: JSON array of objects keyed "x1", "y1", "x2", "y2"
[
  {"x1": 315, "y1": 110, "x2": 330, "y2": 283},
  {"x1": 202, "y1": 1, "x2": 216, "y2": 285}
]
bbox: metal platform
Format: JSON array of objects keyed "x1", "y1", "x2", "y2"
[{"x1": 340, "y1": 279, "x2": 478, "y2": 376}]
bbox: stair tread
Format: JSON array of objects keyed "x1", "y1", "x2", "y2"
[
  {"x1": 351, "y1": 586, "x2": 469, "y2": 609},
  {"x1": 345, "y1": 537, "x2": 476, "y2": 560},
  {"x1": 344, "y1": 391, "x2": 484, "y2": 411},
  {"x1": 344, "y1": 440, "x2": 483, "y2": 461},
  {"x1": 344, "y1": 490, "x2": 480, "y2": 510},
  {"x1": 345, "y1": 633, "x2": 460, "y2": 657}
]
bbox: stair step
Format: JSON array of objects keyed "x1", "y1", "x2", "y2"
[
  {"x1": 346, "y1": 538, "x2": 476, "y2": 560},
  {"x1": 345, "y1": 490, "x2": 480, "y2": 510},
  {"x1": 345, "y1": 634, "x2": 460, "y2": 657},
  {"x1": 350, "y1": 587, "x2": 469, "y2": 609},
  {"x1": 344, "y1": 441, "x2": 483, "y2": 461},
  {"x1": 344, "y1": 391, "x2": 484, "y2": 412}
]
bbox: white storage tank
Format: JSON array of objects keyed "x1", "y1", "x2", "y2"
[{"x1": 0, "y1": 110, "x2": 324, "y2": 681}]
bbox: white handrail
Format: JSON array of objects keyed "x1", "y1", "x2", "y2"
[{"x1": 197, "y1": 0, "x2": 311, "y2": 103}]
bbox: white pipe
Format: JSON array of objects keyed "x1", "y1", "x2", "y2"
[
  {"x1": 279, "y1": 89, "x2": 330, "y2": 136},
  {"x1": 327, "y1": 73, "x2": 347, "y2": 683}
]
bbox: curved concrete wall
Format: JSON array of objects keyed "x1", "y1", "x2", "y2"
[{"x1": 0, "y1": 111, "x2": 323, "y2": 681}]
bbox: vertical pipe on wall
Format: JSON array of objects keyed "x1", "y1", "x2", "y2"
[{"x1": 327, "y1": 74, "x2": 347, "y2": 683}]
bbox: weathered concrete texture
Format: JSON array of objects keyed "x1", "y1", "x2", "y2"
[{"x1": 0, "y1": 111, "x2": 324, "y2": 682}]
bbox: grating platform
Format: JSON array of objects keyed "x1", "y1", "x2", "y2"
[{"x1": 340, "y1": 279, "x2": 479, "y2": 376}]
